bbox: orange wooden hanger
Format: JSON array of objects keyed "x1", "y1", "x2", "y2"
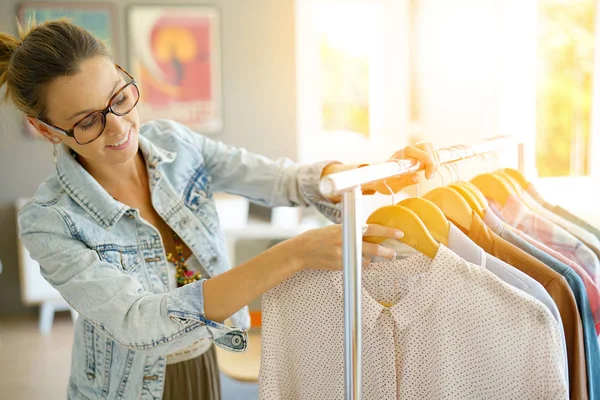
[
  {"x1": 398, "y1": 197, "x2": 449, "y2": 246},
  {"x1": 423, "y1": 187, "x2": 473, "y2": 232},
  {"x1": 366, "y1": 205, "x2": 439, "y2": 259}
]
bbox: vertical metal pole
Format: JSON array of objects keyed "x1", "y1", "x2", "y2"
[
  {"x1": 342, "y1": 186, "x2": 363, "y2": 400},
  {"x1": 518, "y1": 142, "x2": 525, "y2": 174}
]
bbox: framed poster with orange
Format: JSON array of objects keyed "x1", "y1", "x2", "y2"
[{"x1": 127, "y1": 5, "x2": 223, "y2": 134}]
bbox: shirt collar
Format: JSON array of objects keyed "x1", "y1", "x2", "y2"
[
  {"x1": 55, "y1": 128, "x2": 176, "y2": 229},
  {"x1": 329, "y1": 245, "x2": 460, "y2": 333}
]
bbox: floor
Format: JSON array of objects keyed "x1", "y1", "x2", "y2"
[{"x1": 0, "y1": 313, "x2": 258, "y2": 400}]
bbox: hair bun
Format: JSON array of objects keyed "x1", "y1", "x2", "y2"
[{"x1": 0, "y1": 32, "x2": 22, "y2": 88}]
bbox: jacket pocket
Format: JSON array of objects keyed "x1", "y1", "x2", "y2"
[{"x1": 96, "y1": 247, "x2": 142, "y2": 274}]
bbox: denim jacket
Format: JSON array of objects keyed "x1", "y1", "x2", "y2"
[{"x1": 18, "y1": 119, "x2": 341, "y2": 399}]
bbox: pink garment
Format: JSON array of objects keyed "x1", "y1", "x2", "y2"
[{"x1": 499, "y1": 195, "x2": 600, "y2": 285}]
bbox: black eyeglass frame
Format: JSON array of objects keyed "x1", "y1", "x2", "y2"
[{"x1": 37, "y1": 64, "x2": 140, "y2": 145}]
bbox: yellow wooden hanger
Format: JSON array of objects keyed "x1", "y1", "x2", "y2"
[
  {"x1": 495, "y1": 171, "x2": 520, "y2": 192},
  {"x1": 398, "y1": 197, "x2": 449, "y2": 246},
  {"x1": 500, "y1": 167, "x2": 548, "y2": 211},
  {"x1": 470, "y1": 173, "x2": 514, "y2": 208},
  {"x1": 495, "y1": 171, "x2": 539, "y2": 210},
  {"x1": 502, "y1": 168, "x2": 529, "y2": 189},
  {"x1": 365, "y1": 205, "x2": 439, "y2": 259},
  {"x1": 440, "y1": 161, "x2": 485, "y2": 217},
  {"x1": 455, "y1": 181, "x2": 489, "y2": 210},
  {"x1": 449, "y1": 183, "x2": 485, "y2": 218},
  {"x1": 423, "y1": 187, "x2": 473, "y2": 232}
]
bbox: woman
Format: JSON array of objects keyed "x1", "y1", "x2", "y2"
[{"x1": 0, "y1": 20, "x2": 439, "y2": 399}]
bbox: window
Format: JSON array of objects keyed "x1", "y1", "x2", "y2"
[{"x1": 536, "y1": 0, "x2": 596, "y2": 177}]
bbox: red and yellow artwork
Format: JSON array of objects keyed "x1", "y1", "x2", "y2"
[{"x1": 128, "y1": 7, "x2": 222, "y2": 133}]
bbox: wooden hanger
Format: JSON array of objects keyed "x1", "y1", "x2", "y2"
[
  {"x1": 440, "y1": 161, "x2": 485, "y2": 217},
  {"x1": 502, "y1": 168, "x2": 529, "y2": 189},
  {"x1": 423, "y1": 187, "x2": 473, "y2": 232},
  {"x1": 495, "y1": 171, "x2": 520, "y2": 191},
  {"x1": 398, "y1": 198, "x2": 449, "y2": 246},
  {"x1": 455, "y1": 181, "x2": 489, "y2": 210},
  {"x1": 365, "y1": 205, "x2": 439, "y2": 259},
  {"x1": 470, "y1": 173, "x2": 514, "y2": 208},
  {"x1": 449, "y1": 183, "x2": 485, "y2": 218},
  {"x1": 496, "y1": 171, "x2": 540, "y2": 210}
]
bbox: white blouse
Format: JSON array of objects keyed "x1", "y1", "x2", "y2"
[{"x1": 259, "y1": 245, "x2": 567, "y2": 399}]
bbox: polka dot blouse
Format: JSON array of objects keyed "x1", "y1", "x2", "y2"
[{"x1": 258, "y1": 245, "x2": 567, "y2": 399}]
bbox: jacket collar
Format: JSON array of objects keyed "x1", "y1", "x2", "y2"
[{"x1": 55, "y1": 131, "x2": 176, "y2": 229}]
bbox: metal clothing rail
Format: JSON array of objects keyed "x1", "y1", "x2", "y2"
[{"x1": 318, "y1": 136, "x2": 512, "y2": 400}]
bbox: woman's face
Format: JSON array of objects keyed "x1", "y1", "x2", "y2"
[{"x1": 31, "y1": 56, "x2": 140, "y2": 166}]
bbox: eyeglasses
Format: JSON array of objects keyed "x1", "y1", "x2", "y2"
[{"x1": 37, "y1": 64, "x2": 140, "y2": 145}]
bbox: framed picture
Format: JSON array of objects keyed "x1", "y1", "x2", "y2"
[
  {"x1": 18, "y1": 2, "x2": 118, "y2": 53},
  {"x1": 18, "y1": 2, "x2": 118, "y2": 140},
  {"x1": 127, "y1": 5, "x2": 223, "y2": 134}
]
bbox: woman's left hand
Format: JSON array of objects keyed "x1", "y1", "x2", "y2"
[{"x1": 370, "y1": 141, "x2": 440, "y2": 194}]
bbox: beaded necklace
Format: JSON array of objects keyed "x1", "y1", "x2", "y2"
[{"x1": 167, "y1": 233, "x2": 202, "y2": 287}]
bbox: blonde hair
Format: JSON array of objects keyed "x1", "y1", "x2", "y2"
[{"x1": 0, "y1": 18, "x2": 110, "y2": 118}]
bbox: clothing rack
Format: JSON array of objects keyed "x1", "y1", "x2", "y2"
[{"x1": 318, "y1": 136, "x2": 514, "y2": 400}]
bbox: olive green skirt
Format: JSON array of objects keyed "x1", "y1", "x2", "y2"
[{"x1": 163, "y1": 345, "x2": 221, "y2": 400}]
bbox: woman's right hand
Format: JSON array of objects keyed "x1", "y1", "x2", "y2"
[{"x1": 289, "y1": 223, "x2": 405, "y2": 271}]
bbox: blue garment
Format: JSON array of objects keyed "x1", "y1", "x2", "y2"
[
  {"x1": 18, "y1": 119, "x2": 339, "y2": 400},
  {"x1": 485, "y1": 211, "x2": 600, "y2": 399}
]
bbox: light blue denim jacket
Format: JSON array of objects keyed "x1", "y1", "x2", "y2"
[{"x1": 18, "y1": 119, "x2": 341, "y2": 399}]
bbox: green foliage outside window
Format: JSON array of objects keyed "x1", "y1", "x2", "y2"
[{"x1": 537, "y1": 0, "x2": 595, "y2": 177}]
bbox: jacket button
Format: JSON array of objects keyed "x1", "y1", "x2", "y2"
[
  {"x1": 180, "y1": 217, "x2": 189, "y2": 227},
  {"x1": 86, "y1": 372, "x2": 95, "y2": 380},
  {"x1": 143, "y1": 375, "x2": 159, "y2": 381},
  {"x1": 231, "y1": 335, "x2": 243, "y2": 347}
]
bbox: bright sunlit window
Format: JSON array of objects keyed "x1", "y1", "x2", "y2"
[{"x1": 536, "y1": 0, "x2": 596, "y2": 177}]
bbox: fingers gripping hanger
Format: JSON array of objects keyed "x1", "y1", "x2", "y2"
[
  {"x1": 366, "y1": 175, "x2": 439, "y2": 259},
  {"x1": 385, "y1": 158, "x2": 451, "y2": 246}
]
